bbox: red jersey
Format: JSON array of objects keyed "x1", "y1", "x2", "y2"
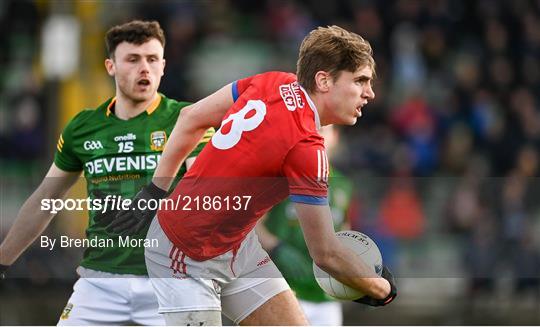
[{"x1": 158, "y1": 71, "x2": 329, "y2": 260}]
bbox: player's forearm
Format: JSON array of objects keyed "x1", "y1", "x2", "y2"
[
  {"x1": 153, "y1": 86, "x2": 234, "y2": 191},
  {"x1": 153, "y1": 108, "x2": 208, "y2": 191},
  {"x1": 296, "y1": 203, "x2": 389, "y2": 297},
  {"x1": 314, "y1": 243, "x2": 391, "y2": 299},
  {"x1": 1, "y1": 165, "x2": 79, "y2": 266},
  {"x1": 0, "y1": 191, "x2": 55, "y2": 266}
]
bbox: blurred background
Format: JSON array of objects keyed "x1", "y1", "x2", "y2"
[{"x1": 1, "y1": 0, "x2": 539, "y2": 325}]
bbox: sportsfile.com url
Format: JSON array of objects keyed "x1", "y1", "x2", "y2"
[{"x1": 40, "y1": 195, "x2": 252, "y2": 214}]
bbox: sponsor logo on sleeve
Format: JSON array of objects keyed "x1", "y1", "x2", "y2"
[{"x1": 279, "y1": 82, "x2": 304, "y2": 111}]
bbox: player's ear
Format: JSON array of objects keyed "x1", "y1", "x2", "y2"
[
  {"x1": 314, "y1": 71, "x2": 331, "y2": 93},
  {"x1": 105, "y1": 58, "x2": 115, "y2": 77},
  {"x1": 161, "y1": 58, "x2": 166, "y2": 76}
]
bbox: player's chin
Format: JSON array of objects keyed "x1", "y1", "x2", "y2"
[
  {"x1": 344, "y1": 116, "x2": 358, "y2": 126},
  {"x1": 132, "y1": 90, "x2": 155, "y2": 101},
  {"x1": 132, "y1": 95, "x2": 151, "y2": 103}
]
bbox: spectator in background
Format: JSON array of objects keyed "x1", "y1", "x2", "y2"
[{"x1": 379, "y1": 141, "x2": 425, "y2": 240}]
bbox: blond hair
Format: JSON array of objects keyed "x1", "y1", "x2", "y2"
[{"x1": 296, "y1": 25, "x2": 375, "y2": 92}]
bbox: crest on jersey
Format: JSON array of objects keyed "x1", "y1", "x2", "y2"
[
  {"x1": 60, "y1": 303, "x2": 73, "y2": 320},
  {"x1": 150, "y1": 131, "x2": 167, "y2": 151}
]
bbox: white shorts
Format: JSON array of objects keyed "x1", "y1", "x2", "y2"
[
  {"x1": 299, "y1": 299, "x2": 343, "y2": 326},
  {"x1": 57, "y1": 267, "x2": 164, "y2": 326},
  {"x1": 145, "y1": 217, "x2": 290, "y2": 323}
]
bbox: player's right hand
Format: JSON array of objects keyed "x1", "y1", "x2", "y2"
[
  {"x1": 107, "y1": 182, "x2": 167, "y2": 236},
  {"x1": 354, "y1": 265, "x2": 397, "y2": 306},
  {"x1": 0, "y1": 264, "x2": 8, "y2": 279}
]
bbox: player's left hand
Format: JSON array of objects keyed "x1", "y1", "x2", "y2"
[
  {"x1": 354, "y1": 266, "x2": 397, "y2": 306},
  {"x1": 107, "y1": 182, "x2": 167, "y2": 235}
]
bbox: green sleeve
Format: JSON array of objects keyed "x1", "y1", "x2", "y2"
[{"x1": 54, "y1": 114, "x2": 83, "y2": 172}]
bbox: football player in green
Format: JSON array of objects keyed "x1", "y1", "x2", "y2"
[
  {"x1": 257, "y1": 125, "x2": 354, "y2": 325},
  {"x1": 0, "y1": 20, "x2": 211, "y2": 325}
]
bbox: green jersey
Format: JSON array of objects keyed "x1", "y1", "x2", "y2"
[
  {"x1": 264, "y1": 168, "x2": 354, "y2": 302},
  {"x1": 54, "y1": 94, "x2": 213, "y2": 275}
]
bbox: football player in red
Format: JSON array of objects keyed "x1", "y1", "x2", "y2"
[{"x1": 109, "y1": 25, "x2": 397, "y2": 325}]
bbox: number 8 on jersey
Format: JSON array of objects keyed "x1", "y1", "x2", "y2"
[{"x1": 212, "y1": 100, "x2": 266, "y2": 150}]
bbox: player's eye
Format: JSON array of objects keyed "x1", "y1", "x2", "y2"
[{"x1": 356, "y1": 79, "x2": 373, "y2": 87}]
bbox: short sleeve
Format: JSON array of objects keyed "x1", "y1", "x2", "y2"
[
  {"x1": 187, "y1": 127, "x2": 215, "y2": 158},
  {"x1": 282, "y1": 137, "x2": 329, "y2": 205},
  {"x1": 231, "y1": 75, "x2": 256, "y2": 102},
  {"x1": 54, "y1": 117, "x2": 83, "y2": 172}
]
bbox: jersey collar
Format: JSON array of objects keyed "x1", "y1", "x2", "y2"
[
  {"x1": 106, "y1": 94, "x2": 162, "y2": 117},
  {"x1": 300, "y1": 86, "x2": 321, "y2": 130}
]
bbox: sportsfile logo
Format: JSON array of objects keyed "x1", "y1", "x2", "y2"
[
  {"x1": 83, "y1": 140, "x2": 104, "y2": 150},
  {"x1": 40, "y1": 194, "x2": 253, "y2": 214}
]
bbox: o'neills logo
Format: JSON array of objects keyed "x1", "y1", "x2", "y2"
[
  {"x1": 279, "y1": 82, "x2": 304, "y2": 111},
  {"x1": 114, "y1": 133, "x2": 136, "y2": 142},
  {"x1": 150, "y1": 131, "x2": 167, "y2": 151},
  {"x1": 257, "y1": 256, "x2": 271, "y2": 267}
]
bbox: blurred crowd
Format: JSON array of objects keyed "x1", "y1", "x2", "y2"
[
  {"x1": 1, "y1": 0, "x2": 539, "y2": 322},
  {"x1": 0, "y1": 1, "x2": 45, "y2": 160}
]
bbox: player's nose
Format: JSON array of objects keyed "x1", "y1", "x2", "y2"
[
  {"x1": 139, "y1": 59, "x2": 151, "y2": 73},
  {"x1": 363, "y1": 84, "x2": 375, "y2": 100}
]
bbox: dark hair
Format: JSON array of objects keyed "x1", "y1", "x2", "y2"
[
  {"x1": 297, "y1": 25, "x2": 375, "y2": 93},
  {"x1": 105, "y1": 20, "x2": 165, "y2": 58}
]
